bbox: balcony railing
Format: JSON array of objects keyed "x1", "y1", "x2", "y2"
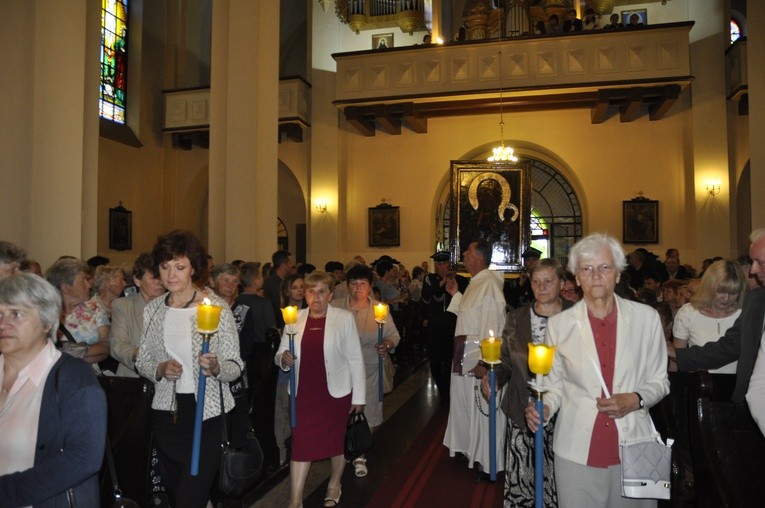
[
  {"x1": 333, "y1": 22, "x2": 694, "y2": 135},
  {"x1": 163, "y1": 77, "x2": 311, "y2": 147}
]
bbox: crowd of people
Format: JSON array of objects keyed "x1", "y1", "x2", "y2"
[
  {"x1": 1, "y1": 227, "x2": 764, "y2": 507},
  {"x1": 537, "y1": 8, "x2": 645, "y2": 35}
]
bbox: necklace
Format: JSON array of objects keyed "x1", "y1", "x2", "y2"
[{"x1": 165, "y1": 290, "x2": 197, "y2": 308}]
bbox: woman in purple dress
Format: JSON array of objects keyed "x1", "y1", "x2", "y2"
[{"x1": 276, "y1": 271, "x2": 365, "y2": 508}]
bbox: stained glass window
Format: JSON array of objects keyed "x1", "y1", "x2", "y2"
[
  {"x1": 730, "y1": 20, "x2": 741, "y2": 44},
  {"x1": 100, "y1": 0, "x2": 128, "y2": 124}
]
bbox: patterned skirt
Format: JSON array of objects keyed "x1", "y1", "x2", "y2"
[{"x1": 504, "y1": 416, "x2": 558, "y2": 508}]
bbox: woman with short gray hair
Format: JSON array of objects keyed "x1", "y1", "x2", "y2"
[
  {"x1": 527, "y1": 233, "x2": 669, "y2": 507},
  {"x1": 0, "y1": 273, "x2": 107, "y2": 507},
  {"x1": 45, "y1": 258, "x2": 110, "y2": 365}
]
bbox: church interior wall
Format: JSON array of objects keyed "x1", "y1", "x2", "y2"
[
  {"x1": 337, "y1": 99, "x2": 696, "y2": 271},
  {"x1": 95, "y1": 0, "x2": 213, "y2": 266},
  {"x1": 2, "y1": 0, "x2": 754, "y2": 274},
  {"x1": 0, "y1": 0, "x2": 34, "y2": 248}
]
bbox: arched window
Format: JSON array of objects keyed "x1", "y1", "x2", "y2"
[
  {"x1": 100, "y1": 0, "x2": 129, "y2": 123},
  {"x1": 730, "y1": 19, "x2": 741, "y2": 44},
  {"x1": 440, "y1": 157, "x2": 582, "y2": 264}
]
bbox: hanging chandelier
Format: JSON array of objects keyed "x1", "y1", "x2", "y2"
[{"x1": 487, "y1": 46, "x2": 517, "y2": 163}]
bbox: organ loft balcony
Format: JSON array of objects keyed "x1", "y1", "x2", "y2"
[{"x1": 332, "y1": 22, "x2": 695, "y2": 136}]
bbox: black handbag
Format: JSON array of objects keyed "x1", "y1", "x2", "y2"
[
  {"x1": 344, "y1": 412, "x2": 373, "y2": 461},
  {"x1": 217, "y1": 382, "x2": 264, "y2": 498},
  {"x1": 104, "y1": 435, "x2": 141, "y2": 508}
]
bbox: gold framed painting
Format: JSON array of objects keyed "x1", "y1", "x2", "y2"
[
  {"x1": 369, "y1": 203, "x2": 400, "y2": 247},
  {"x1": 623, "y1": 198, "x2": 659, "y2": 244},
  {"x1": 449, "y1": 160, "x2": 531, "y2": 271}
]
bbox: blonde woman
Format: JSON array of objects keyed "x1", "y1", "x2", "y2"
[{"x1": 673, "y1": 260, "x2": 748, "y2": 374}]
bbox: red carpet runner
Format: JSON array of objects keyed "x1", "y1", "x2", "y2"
[{"x1": 367, "y1": 406, "x2": 504, "y2": 508}]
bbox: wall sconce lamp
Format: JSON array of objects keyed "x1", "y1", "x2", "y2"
[
  {"x1": 314, "y1": 198, "x2": 328, "y2": 214},
  {"x1": 706, "y1": 180, "x2": 721, "y2": 197}
]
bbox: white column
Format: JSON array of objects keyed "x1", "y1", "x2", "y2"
[
  {"x1": 688, "y1": 0, "x2": 732, "y2": 257},
  {"x1": 29, "y1": 0, "x2": 100, "y2": 266},
  {"x1": 210, "y1": 1, "x2": 280, "y2": 263},
  {"x1": 309, "y1": 6, "x2": 344, "y2": 265}
]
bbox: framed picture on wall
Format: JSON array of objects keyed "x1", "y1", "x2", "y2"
[
  {"x1": 372, "y1": 33, "x2": 394, "y2": 50},
  {"x1": 622, "y1": 8, "x2": 647, "y2": 26},
  {"x1": 450, "y1": 160, "x2": 531, "y2": 271},
  {"x1": 369, "y1": 203, "x2": 400, "y2": 247},
  {"x1": 623, "y1": 198, "x2": 659, "y2": 244},
  {"x1": 109, "y1": 203, "x2": 132, "y2": 251}
]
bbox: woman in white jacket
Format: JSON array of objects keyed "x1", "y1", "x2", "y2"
[
  {"x1": 276, "y1": 271, "x2": 365, "y2": 508},
  {"x1": 526, "y1": 233, "x2": 669, "y2": 507}
]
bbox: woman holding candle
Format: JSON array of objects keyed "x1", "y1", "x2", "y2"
[
  {"x1": 482, "y1": 258, "x2": 572, "y2": 507},
  {"x1": 334, "y1": 264, "x2": 400, "y2": 477},
  {"x1": 526, "y1": 233, "x2": 669, "y2": 507},
  {"x1": 136, "y1": 230, "x2": 243, "y2": 508},
  {"x1": 274, "y1": 273, "x2": 307, "y2": 464},
  {"x1": 276, "y1": 271, "x2": 365, "y2": 508},
  {"x1": 0, "y1": 273, "x2": 107, "y2": 507}
]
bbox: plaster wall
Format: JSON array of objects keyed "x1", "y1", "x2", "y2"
[
  {"x1": 0, "y1": 0, "x2": 34, "y2": 248},
  {"x1": 337, "y1": 99, "x2": 705, "y2": 271}
]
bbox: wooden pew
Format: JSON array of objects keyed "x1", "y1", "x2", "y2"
[{"x1": 686, "y1": 371, "x2": 765, "y2": 507}]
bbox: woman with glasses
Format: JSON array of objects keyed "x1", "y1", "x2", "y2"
[
  {"x1": 560, "y1": 271, "x2": 582, "y2": 304},
  {"x1": 483, "y1": 258, "x2": 572, "y2": 507},
  {"x1": 526, "y1": 233, "x2": 669, "y2": 507},
  {"x1": 0, "y1": 274, "x2": 106, "y2": 507}
]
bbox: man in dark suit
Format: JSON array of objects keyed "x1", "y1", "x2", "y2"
[
  {"x1": 263, "y1": 249, "x2": 294, "y2": 328},
  {"x1": 234, "y1": 262, "x2": 280, "y2": 469},
  {"x1": 421, "y1": 251, "x2": 468, "y2": 403},
  {"x1": 668, "y1": 229, "x2": 765, "y2": 403},
  {"x1": 664, "y1": 255, "x2": 691, "y2": 280}
]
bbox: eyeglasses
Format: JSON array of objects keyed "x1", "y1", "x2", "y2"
[{"x1": 577, "y1": 264, "x2": 616, "y2": 277}]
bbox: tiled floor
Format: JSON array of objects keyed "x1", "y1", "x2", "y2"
[{"x1": 245, "y1": 363, "x2": 438, "y2": 507}]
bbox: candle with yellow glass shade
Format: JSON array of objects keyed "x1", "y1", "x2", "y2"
[
  {"x1": 374, "y1": 303, "x2": 388, "y2": 401},
  {"x1": 282, "y1": 305, "x2": 299, "y2": 427},
  {"x1": 527, "y1": 342, "x2": 556, "y2": 508}
]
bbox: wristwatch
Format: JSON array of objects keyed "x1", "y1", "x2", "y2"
[{"x1": 635, "y1": 392, "x2": 645, "y2": 409}]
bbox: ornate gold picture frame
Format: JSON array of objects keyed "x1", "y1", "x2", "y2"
[{"x1": 450, "y1": 161, "x2": 531, "y2": 271}]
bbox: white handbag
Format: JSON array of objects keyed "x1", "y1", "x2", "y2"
[{"x1": 584, "y1": 347, "x2": 673, "y2": 500}]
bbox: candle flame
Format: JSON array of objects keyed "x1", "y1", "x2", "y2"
[
  {"x1": 202, "y1": 297, "x2": 212, "y2": 305},
  {"x1": 528, "y1": 343, "x2": 556, "y2": 375}
]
